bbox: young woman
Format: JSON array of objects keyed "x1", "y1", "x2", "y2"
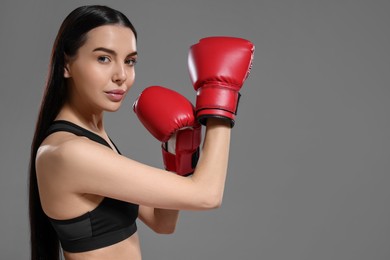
[{"x1": 29, "y1": 5, "x2": 254, "y2": 260}]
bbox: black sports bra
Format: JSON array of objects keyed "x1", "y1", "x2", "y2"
[{"x1": 44, "y1": 120, "x2": 139, "y2": 253}]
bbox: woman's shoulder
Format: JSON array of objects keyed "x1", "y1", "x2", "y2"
[
  {"x1": 38, "y1": 132, "x2": 85, "y2": 160},
  {"x1": 36, "y1": 132, "x2": 113, "y2": 176}
]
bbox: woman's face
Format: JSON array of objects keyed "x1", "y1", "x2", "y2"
[{"x1": 64, "y1": 25, "x2": 137, "y2": 112}]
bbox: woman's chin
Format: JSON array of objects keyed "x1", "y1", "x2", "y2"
[{"x1": 105, "y1": 103, "x2": 123, "y2": 112}]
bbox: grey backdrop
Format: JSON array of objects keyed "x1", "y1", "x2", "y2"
[{"x1": 1, "y1": 0, "x2": 389, "y2": 259}]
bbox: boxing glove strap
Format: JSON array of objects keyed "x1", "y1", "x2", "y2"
[
  {"x1": 196, "y1": 85, "x2": 241, "y2": 127},
  {"x1": 162, "y1": 147, "x2": 199, "y2": 176},
  {"x1": 161, "y1": 127, "x2": 201, "y2": 176}
]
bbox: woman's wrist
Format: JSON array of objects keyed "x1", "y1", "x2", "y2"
[{"x1": 205, "y1": 118, "x2": 232, "y2": 128}]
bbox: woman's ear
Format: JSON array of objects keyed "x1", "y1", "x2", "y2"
[{"x1": 64, "y1": 55, "x2": 71, "y2": 78}]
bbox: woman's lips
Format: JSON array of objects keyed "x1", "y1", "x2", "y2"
[{"x1": 105, "y1": 89, "x2": 125, "y2": 102}]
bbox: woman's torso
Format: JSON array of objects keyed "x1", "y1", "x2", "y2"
[
  {"x1": 37, "y1": 120, "x2": 141, "y2": 259},
  {"x1": 63, "y1": 234, "x2": 141, "y2": 260}
]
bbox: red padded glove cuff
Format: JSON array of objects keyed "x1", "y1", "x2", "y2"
[
  {"x1": 195, "y1": 85, "x2": 241, "y2": 127},
  {"x1": 161, "y1": 127, "x2": 201, "y2": 176}
]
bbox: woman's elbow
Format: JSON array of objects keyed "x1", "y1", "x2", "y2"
[{"x1": 199, "y1": 194, "x2": 223, "y2": 210}]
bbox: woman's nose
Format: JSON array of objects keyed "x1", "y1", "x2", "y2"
[{"x1": 112, "y1": 64, "x2": 127, "y2": 84}]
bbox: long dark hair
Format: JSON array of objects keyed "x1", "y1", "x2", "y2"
[{"x1": 28, "y1": 5, "x2": 137, "y2": 259}]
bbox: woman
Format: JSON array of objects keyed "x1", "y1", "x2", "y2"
[{"x1": 29, "y1": 5, "x2": 253, "y2": 260}]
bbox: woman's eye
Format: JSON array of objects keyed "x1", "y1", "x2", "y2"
[
  {"x1": 125, "y1": 58, "x2": 137, "y2": 66},
  {"x1": 97, "y1": 56, "x2": 110, "y2": 63}
]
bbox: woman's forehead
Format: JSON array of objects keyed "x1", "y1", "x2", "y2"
[{"x1": 83, "y1": 25, "x2": 137, "y2": 53}]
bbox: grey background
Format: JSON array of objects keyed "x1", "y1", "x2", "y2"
[{"x1": 1, "y1": 0, "x2": 389, "y2": 259}]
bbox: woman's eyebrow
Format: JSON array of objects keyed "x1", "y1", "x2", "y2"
[{"x1": 93, "y1": 47, "x2": 137, "y2": 57}]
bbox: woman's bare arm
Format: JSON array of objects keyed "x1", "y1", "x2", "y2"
[
  {"x1": 36, "y1": 119, "x2": 231, "y2": 211},
  {"x1": 138, "y1": 206, "x2": 179, "y2": 234}
]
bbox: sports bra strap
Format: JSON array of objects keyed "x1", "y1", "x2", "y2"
[{"x1": 47, "y1": 120, "x2": 120, "y2": 153}]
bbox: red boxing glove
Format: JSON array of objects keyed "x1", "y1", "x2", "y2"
[
  {"x1": 188, "y1": 36, "x2": 255, "y2": 127},
  {"x1": 133, "y1": 86, "x2": 201, "y2": 176}
]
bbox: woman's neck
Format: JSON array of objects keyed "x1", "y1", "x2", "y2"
[{"x1": 56, "y1": 102, "x2": 105, "y2": 134}]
